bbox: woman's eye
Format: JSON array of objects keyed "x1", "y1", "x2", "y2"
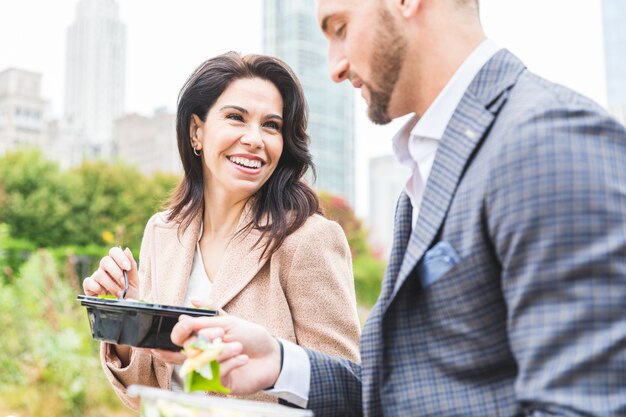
[
  {"x1": 264, "y1": 121, "x2": 280, "y2": 130},
  {"x1": 226, "y1": 113, "x2": 244, "y2": 122}
]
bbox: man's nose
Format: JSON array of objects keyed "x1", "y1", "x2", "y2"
[
  {"x1": 329, "y1": 44, "x2": 350, "y2": 83},
  {"x1": 330, "y1": 57, "x2": 350, "y2": 83}
]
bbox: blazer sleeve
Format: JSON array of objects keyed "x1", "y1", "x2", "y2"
[
  {"x1": 98, "y1": 213, "x2": 171, "y2": 410},
  {"x1": 306, "y1": 349, "x2": 363, "y2": 417},
  {"x1": 281, "y1": 217, "x2": 361, "y2": 362},
  {"x1": 487, "y1": 107, "x2": 626, "y2": 416}
]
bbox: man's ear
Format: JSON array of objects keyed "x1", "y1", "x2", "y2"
[{"x1": 397, "y1": 0, "x2": 420, "y2": 18}]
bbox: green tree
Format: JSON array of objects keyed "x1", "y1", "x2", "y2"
[
  {"x1": 319, "y1": 192, "x2": 386, "y2": 308},
  {"x1": 0, "y1": 150, "x2": 179, "y2": 253},
  {"x1": 65, "y1": 160, "x2": 152, "y2": 250},
  {"x1": 0, "y1": 150, "x2": 72, "y2": 247}
]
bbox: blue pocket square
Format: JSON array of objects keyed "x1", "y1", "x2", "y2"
[{"x1": 418, "y1": 241, "x2": 461, "y2": 288}]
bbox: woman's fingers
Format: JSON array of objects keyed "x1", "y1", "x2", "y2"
[
  {"x1": 124, "y1": 247, "x2": 138, "y2": 269},
  {"x1": 99, "y1": 256, "x2": 125, "y2": 283},
  {"x1": 123, "y1": 247, "x2": 139, "y2": 284},
  {"x1": 190, "y1": 299, "x2": 216, "y2": 309},
  {"x1": 109, "y1": 246, "x2": 131, "y2": 271},
  {"x1": 90, "y1": 268, "x2": 122, "y2": 295},
  {"x1": 82, "y1": 276, "x2": 105, "y2": 295}
]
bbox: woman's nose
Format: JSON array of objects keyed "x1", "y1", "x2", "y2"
[{"x1": 240, "y1": 129, "x2": 264, "y2": 149}]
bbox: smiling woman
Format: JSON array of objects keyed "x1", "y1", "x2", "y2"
[
  {"x1": 188, "y1": 77, "x2": 286, "y2": 228},
  {"x1": 81, "y1": 52, "x2": 361, "y2": 410}
]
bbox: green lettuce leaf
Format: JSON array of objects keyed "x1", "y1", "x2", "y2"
[{"x1": 183, "y1": 360, "x2": 230, "y2": 394}]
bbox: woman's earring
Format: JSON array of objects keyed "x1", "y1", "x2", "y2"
[{"x1": 193, "y1": 144, "x2": 201, "y2": 156}]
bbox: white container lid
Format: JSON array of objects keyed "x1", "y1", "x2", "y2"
[{"x1": 128, "y1": 385, "x2": 314, "y2": 417}]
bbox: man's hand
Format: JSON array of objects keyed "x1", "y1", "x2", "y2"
[{"x1": 171, "y1": 314, "x2": 282, "y2": 395}]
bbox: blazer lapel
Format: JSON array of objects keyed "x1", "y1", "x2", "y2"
[
  {"x1": 206, "y1": 208, "x2": 269, "y2": 310},
  {"x1": 152, "y1": 212, "x2": 202, "y2": 306},
  {"x1": 360, "y1": 191, "x2": 413, "y2": 417},
  {"x1": 386, "y1": 49, "x2": 526, "y2": 306},
  {"x1": 377, "y1": 192, "x2": 413, "y2": 306}
]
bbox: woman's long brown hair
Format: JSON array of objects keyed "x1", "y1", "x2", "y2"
[{"x1": 167, "y1": 52, "x2": 320, "y2": 258}]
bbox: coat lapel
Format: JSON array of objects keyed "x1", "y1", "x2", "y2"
[
  {"x1": 385, "y1": 49, "x2": 526, "y2": 307},
  {"x1": 206, "y1": 208, "x2": 269, "y2": 310}
]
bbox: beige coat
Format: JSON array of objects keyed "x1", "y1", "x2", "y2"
[{"x1": 100, "y1": 209, "x2": 361, "y2": 410}]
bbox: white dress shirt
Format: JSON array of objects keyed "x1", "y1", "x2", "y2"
[
  {"x1": 267, "y1": 39, "x2": 502, "y2": 407},
  {"x1": 393, "y1": 39, "x2": 502, "y2": 226}
]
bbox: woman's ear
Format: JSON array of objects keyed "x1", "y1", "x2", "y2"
[{"x1": 189, "y1": 114, "x2": 203, "y2": 148}]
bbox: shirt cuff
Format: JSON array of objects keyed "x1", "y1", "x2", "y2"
[{"x1": 264, "y1": 338, "x2": 310, "y2": 408}]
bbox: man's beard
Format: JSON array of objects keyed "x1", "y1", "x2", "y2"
[{"x1": 364, "y1": 6, "x2": 408, "y2": 125}]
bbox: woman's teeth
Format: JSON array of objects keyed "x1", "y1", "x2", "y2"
[{"x1": 228, "y1": 156, "x2": 262, "y2": 169}]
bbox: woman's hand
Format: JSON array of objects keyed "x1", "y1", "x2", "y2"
[
  {"x1": 82, "y1": 247, "x2": 139, "y2": 300},
  {"x1": 171, "y1": 315, "x2": 282, "y2": 395}
]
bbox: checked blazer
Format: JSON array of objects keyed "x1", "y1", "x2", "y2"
[{"x1": 305, "y1": 49, "x2": 626, "y2": 416}]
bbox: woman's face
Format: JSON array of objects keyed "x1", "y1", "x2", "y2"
[{"x1": 191, "y1": 77, "x2": 284, "y2": 202}]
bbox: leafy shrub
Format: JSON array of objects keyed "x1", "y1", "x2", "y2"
[
  {"x1": 353, "y1": 255, "x2": 386, "y2": 308},
  {"x1": 0, "y1": 250, "x2": 133, "y2": 417},
  {"x1": 319, "y1": 192, "x2": 386, "y2": 308}
]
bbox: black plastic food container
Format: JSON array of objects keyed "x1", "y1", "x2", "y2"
[{"x1": 77, "y1": 295, "x2": 218, "y2": 351}]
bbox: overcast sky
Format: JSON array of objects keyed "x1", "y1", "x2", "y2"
[{"x1": 0, "y1": 0, "x2": 607, "y2": 216}]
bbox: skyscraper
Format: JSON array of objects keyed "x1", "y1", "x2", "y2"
[
  {"x1": 114, "y1": 109, "x2": 181, "y2": 176},
  {"x1": 64, "y1": 0, "x2": 126, "y2": 159},
  {"x1": 263, "y1": 0, "x2": 355, "y2": 205},
  {"x1": 0, "y1": 68, "x2": 47, "y2": 154},
  {"x1": 602, "y1": 0, "x2": 626, "y2": 123},
  {"x1": 368, "y1": 154, "x2": 410, "y2": 259}
]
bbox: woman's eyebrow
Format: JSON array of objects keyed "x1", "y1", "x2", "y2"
[
  {"x1": 219, "y1": 105, "x2": 247, "y2": 113},
  {"x1": 220, "y1": 105, "x2": 282, "y2": 121},
  {"x1": 266, "y1": 114, "x2": 283, "y2": 121}
]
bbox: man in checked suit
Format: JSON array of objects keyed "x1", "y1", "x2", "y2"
[{"x1": 171, "y1": 0, "x2": 626, "y2": 415}]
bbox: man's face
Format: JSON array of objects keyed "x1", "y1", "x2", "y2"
[{"x1": 317, "y1": 0, "x2": 408, "y2": 125}]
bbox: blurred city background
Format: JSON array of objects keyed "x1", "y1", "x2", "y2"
[{"x1": 0, "y1": 0, "x2": 624, "y2": 416}]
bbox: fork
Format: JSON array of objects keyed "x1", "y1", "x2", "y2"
[{"x1": 118, "y1": 269, "x2": 129, "y2": 300}]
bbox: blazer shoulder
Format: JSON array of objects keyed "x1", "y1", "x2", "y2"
[
  {"x1": 489, "y1": 70, "x2": 624, "y2": 161},
  {"x1": 506, "y1": 71, "x2": 610, "y2": 127},
  {"x1": 145, "y1": 210, "x2": 179, "y2": 230},
  {"x1": 291, "y1": 213, "x2": 345, "y2": 240},
  {"x1": 277, "y1": 214, "x2": 348, "y2": 256}
]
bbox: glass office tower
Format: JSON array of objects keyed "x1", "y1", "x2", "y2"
[{"x1": 263, "y1": 0, "x2": 355, "y2": 205}]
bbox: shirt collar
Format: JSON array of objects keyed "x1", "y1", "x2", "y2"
[{"x1": 392, "y1": 39, "x2": 501, "y2": 158}]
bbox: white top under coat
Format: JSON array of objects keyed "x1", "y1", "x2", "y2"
[{"x1": 171, "y1": 224, "x2": 214, "y2": 391}]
